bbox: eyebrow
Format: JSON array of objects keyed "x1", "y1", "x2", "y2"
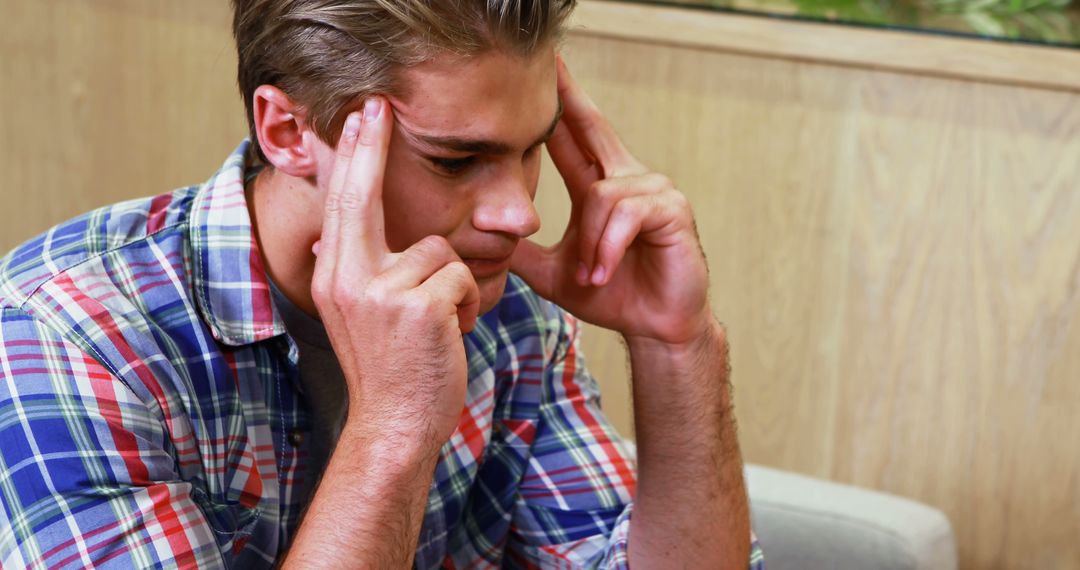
[{"x1": 400, "y1": 100, "x2": 564, "y2": 155}]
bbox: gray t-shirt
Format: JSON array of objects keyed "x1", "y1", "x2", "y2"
[{"x1": 268, "y1": 279, "x2": 348, "y2": 484}]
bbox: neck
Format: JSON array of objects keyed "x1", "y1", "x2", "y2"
[{"x1": 246, "y1": 167, "x2": 323, "y2": 318}]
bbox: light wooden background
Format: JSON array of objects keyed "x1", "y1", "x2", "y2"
[
  {"x1": 5, "y1": 1, "x2": 1080, "y2": 568},
  {"x1": 0, "y1": 1, "x2": 246, "y2": 248}
]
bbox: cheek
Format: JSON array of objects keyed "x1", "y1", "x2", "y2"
[{"x1": 381, "y1": 159, "x2": 475, "y2": 252}]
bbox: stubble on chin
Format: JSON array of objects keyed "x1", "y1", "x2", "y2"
[{"x1": 475, "y1": 272, "x2": 511, "y2": 316}]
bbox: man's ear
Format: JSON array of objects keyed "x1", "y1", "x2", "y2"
[{"x1": 252, "y1": 85, "x2": 319, "y2": 177}]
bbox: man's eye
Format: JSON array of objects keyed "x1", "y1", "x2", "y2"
[{"x1": 429, "y1": 156, "x2": 476, "y2": 175}]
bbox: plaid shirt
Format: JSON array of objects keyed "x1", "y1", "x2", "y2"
[{"x1": 0, "y1": 141, "x2": 764, "y2": 569}]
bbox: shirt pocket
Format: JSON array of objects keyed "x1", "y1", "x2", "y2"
[{"x1": 191, "y1": 486, "x2": 263, "y2": 542}]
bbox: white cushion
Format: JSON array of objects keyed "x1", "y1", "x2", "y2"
[{"x1": 746, "y1": 464, "x2": 957, "y2": 570}]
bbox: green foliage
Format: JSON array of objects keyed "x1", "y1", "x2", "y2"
[{"x1": 692, "y1": 0, "x2": 1080, "y2": 43}]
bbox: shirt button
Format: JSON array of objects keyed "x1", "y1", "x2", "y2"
[{"x1": 288, "y1": 429, "x2": 304, "y2": 447}]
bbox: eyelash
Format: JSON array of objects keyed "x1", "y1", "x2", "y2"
[
  {"x1": 430, "y1": 156, "x2": 476, "y2": 175},
  {"x1": 428, "y1": 145, "x2": 543, "y2": 177}
]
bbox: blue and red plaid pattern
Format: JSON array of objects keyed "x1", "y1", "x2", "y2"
[{"x1": 0, "y1": 141, "x2": 763, "y2": 569}]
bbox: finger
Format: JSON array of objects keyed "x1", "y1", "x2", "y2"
[
  {"x1": 546, "y1": 119, "x2": 602, "y2": 209},
  {"x1": 576, "y1": 173, "x2": 671, "y2": 283},
  {"x1": 545, "y1": 120, "x2": 599, "y2": 248},
  {"x1": 556, "y1": 55, "x2": 642, "y2": 178},
  {"x1": 416, "y1": 260, "x2": 482, "y2": 334},
  {"x1": 592, "y1": 191, "x2": 692, "y2": 287},
  {"x1": 378, "y1": 235, "x2": 461, "y2": 291},
  {"x1": 315, "y1": 111, "x2": 363, "y2": 286},
  {"x1": 509, "y1": 239, "x2": 565, "y2": 301},
  {"x1": 323, "y1": 96, "x2": 393, "y2": 269},
  {"x1": 590, "y1": 197, "x2": 650, "y2": 287}
]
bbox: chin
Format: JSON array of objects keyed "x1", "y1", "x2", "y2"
[{"x1": 476, "y1": 271, "x2": 510, "y2": 316}]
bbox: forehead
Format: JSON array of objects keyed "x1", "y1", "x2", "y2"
[{"x1": 388, "y1": 47, "x2": 559, "y2": 148}]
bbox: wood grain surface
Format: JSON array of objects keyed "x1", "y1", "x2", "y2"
[
  {"x1": 538, "y1": 31, "x2": 1080, "y2": 569},
  {"x1": 572, "y1": 0, "x2": 1080, "y2": 93},
  {"x1": 4, "y1": 1, "x2": 1080, "y2": 568},
  {"x1": 0, "y1": 0, "x2": 245, "y2": 249}
]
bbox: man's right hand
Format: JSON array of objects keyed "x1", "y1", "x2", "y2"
[{"x1": 310, "y1": 97, "x2": 480, "y2": 462}]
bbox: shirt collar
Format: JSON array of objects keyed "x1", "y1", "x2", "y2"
[{"x1": 190, "y1": 140, "x2": 287, "y2": 346}]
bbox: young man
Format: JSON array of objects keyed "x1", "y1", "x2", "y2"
[{"x1": 0, "y1": 1, "x2": 763, "y2": 568}]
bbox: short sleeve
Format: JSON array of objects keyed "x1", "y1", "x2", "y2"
[
  {"x1": 0, "y1": 307, "x2": 225, "y2": 569},
  {"x1": 505, "y1": 311, "x2": 636, "y2": 568},
  {"x1": 506, "y1": 310, "x2": 765, "y2": 569}
]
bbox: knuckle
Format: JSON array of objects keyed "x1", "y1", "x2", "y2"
[
  {"x1": 611, "y1": 199, "x2": 638, "y2": 221},
  {"x1": 335, "y1": 137, "x2": 356, "y2": 159},
  {"x1": 324, "y1": 191, "x2": 364, "y2": 214},
  {"x1": 647, "y1": 172, "x2": 673, "y2": 191},
  {"x1": 586, "y1": 181, "x2": 617, "y2": 214},
  {"x1": 408, "y1": 235, "x2": 454, "y2": 265},
  {"x1": 598, "y1": 233, "x2": 623, "y2": 253},
  {"x1": 365, "y1": 280, "x2": 393, "y2": 307},
  {"x1": 613, "y1": 199, "x2": 635, "y2": 223},
  {"x1": 404, "y1": 291, "x2": 438, "y2": 319},
  {"x1": 589, "y1": 179, "x2": 611, "y2": 198},
  {"x1": 447, "y1": 261, "x2": 473, "y2": 282},
  {"x1": 310, "y1": 278, "x2": 331, "y2": 305},
  {"x1": 334, "y1": 149, "x2": 353, "y2": 164},
  {"x1": 668, "y1": 188, "x2": 691, "y2": 210},
  {"x1": 419, "y1": 234, "x2": 452, "y2": 254},
  {"x1": 331, "y1": 281, "x2": 359, "y2": 308},
  {"x1": 323, "y1": 194, "x2": 341, "y2": 213}
]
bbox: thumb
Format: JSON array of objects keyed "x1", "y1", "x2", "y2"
[{"x1": 510, "y1": 239, "x2": 564, "y2": 301}]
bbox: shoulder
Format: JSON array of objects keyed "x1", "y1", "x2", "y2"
[
  {"x1": 0, "y1": 187, "x2": 204, "y2": 394},
  {"x1": 0, "y1": 303, "x2": 156, "y2": 440},
  {"x1": 0, "y1": 187, "x2": 199, "y2": 310},
  {"x1": 0, "y1": 303, "x2": 121, "y2": 395}
]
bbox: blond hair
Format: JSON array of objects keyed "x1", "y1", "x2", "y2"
[{"x1": 231, "y1": 0, "x2": 576, "y2": 164}]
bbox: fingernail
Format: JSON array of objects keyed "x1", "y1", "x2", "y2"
[
  {"x1": 577, "y1": 262, "x2": 589, "y2": 285},
  {"x1": 363, "y1": 97, "x2": 382, "y2": 122},
  {"x1": 591, "y1": 264, "x2": 606, "y2": 285},
  {"x1": 343, "y1": 113, "x2": 361, "y2": 140}
]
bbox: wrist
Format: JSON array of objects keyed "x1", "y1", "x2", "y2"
[
  {"x1": 338, "y1": 416, "x2": 444, "y2": 475},
  {"x1": 624, "y1": 315, "x2": 731, "y2": 404},
  {"x1": 625, "y1": 313, "x2": 735, "y2": 457},
  {"x1": 624, "y1": 311, "x2": 726, "y2": 358}
]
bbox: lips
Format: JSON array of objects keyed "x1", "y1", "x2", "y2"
[{"x1": 461, "y1": 254, "x2": 513, "y2": 277}]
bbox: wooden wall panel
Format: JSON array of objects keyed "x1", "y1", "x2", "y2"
[
  {"x1": 0, "y1": 0, "x2": 245, "y2": 250},
  {"x1": 537, "y1": 33, "x2": 1080, "y2": 569}
]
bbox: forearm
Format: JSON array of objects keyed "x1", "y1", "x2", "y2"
[
  {"x1": 281, "y1": 422, "x2": 438, "y2": 569},
  {"x1": 625, "y1": 318, "x2": 750, "y2": 569}
]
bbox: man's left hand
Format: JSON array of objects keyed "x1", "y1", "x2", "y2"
[{"x1": 511, "y1": 56, "x2": 713, "y2": 346}]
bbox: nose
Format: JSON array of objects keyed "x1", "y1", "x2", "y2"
[{"x1": 471, "y1": 168, "x2": 541, "y2": 238}]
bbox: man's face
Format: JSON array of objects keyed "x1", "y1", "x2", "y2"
[{"x1": 315, "y1": 47, "x2": 560, "y2": 315}]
